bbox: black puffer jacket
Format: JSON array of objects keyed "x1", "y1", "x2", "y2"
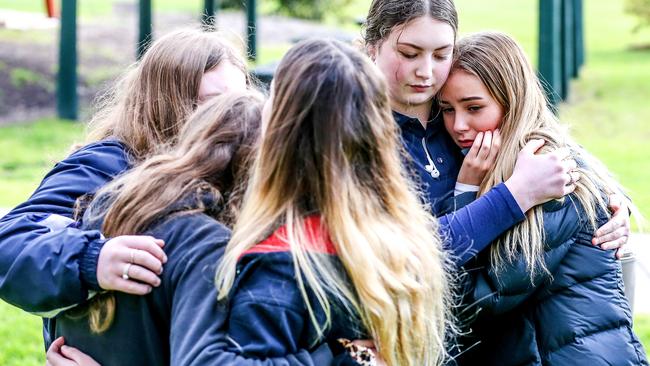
[{"x1": 454, "y1": 197, "x2": 648, "y2": 366}]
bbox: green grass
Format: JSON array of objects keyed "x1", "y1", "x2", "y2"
[
  {"x1": 0, "y1": 119, "x2": 85, "y2": 207},
  {"x1": 0, "y1": 303, "x2": 44, "y2": 366}
]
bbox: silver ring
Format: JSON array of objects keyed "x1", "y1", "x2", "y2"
[
  {"x1": 130, "y1": 250, "x2": 136, "y2": 264},
  {"x1": 122, "y1": 263, "x2": 132, "y2": 280}
]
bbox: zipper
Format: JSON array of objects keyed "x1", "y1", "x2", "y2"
[{"x1": 421, "y1": 137, "x2": 440, "y2": 178}]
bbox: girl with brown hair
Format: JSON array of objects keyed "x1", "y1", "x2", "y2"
[
  {"x1": 439, "y1": 31, "x2": 647, "y2": 366},
  {"x1": 46, "y1": 91, "x2": 333, "y2": 365},
  {"x1": 0, "y1": 27, "x2": 247, "y2": 348},
  {"x1": 216, "y1": 39, "x2": 451, "y2": 365}
]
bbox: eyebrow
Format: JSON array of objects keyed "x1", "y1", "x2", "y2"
[
  {"x1": 439, "y1": 96, "x2": 483, "y2": 104},
  {"x1": 397, "y1": 42, "x2": 453, "y2": 52}
]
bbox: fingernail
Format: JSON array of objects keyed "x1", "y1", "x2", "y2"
[
  {"x1": 159, "y1": 267, "x2": 164, "y2": 274},
  {"x1": 163, "y1": 255, "x2": 168, "y2": 263},
  {"x1": 61, "y1": 345, "x2": 70, "y2": 351}
]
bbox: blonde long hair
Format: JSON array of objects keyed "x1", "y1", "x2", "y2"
[
  {"x1": 83, "y1": 91, "x2": 263, "y2": 333},
  {"x1": 216, "y1": 39, "x2": 452, "y2": 366},
  {"x1": 86, "y1": 27, "x2": 248, "y2": 161},
  {"x1": 451, "y1": 32, "x2": 632, "y2": 276}
]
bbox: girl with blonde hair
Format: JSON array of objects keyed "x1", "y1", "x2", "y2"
[
  {"x1": 438, "y1": 31, "x2": 647, "y2": 365},
  {"x1": 0, "y1": 27, "x2": 247, "y2": 349},
  {"x1": 363, "y1": 0, "x2": 631, "y2": 267},
  {"x1": 46, "y1": 91, "x2": 332, "y2": 365},
  {"x1": 216, "y1": 38, "x2": 451, "y2": 366}
]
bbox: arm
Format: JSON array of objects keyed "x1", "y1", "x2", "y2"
[
  {"x1": 460, "y1": 199, "x2": 582, "y2": 318},
  {"x1": 0, "y1": 140, "x2": 129, "y2": 313},
  {"x1": 439, "y1": 139, "x2": 578, "y2": 266},
  {"x1": 165, "y1": 218, "x2": 333, "y2": 366}
]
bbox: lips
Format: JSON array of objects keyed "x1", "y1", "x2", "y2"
[
  {"x1": 458, "y1": 139, "x2": 474, "y2": 148},
  {"x1": 409, "y1": 84, "x2": 432, "y2": 92}
]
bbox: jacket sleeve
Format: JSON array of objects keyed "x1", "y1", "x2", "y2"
[
  {"x1": 164, "y1": 218, "x2": 333, "y2": 366},
  {"x1": 458, "y1": 198, "x2": 583, "y2": 319},
  {"x1": 438, "y1": 183, "x2": 526, "y2": 267},
  {"x1": 0, "y1": 140, "x2": 129, "y2": 314}
]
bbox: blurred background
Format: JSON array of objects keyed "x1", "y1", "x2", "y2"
[{"x1": 0, "y1": 0, "x2": 648, "y2": 364}]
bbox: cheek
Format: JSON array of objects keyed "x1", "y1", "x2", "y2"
[
  {"x1": 377, "y1": 51, "x2": 406, "y2": 87},
  {"x1": 434, "y1": 59, "x2": 453, "y2": 88}
]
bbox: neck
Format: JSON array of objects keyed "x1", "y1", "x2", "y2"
[{"x1": 392, "y1": 101, "x2": 433, "y2": 128}]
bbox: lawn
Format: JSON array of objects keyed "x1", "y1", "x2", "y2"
[{"x1": 0, "y1": 0, "x2": 649, "y2": 364}]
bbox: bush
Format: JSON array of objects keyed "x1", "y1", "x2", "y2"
[
  {"x1": 221, "y1": 0, "x2": 353, "y2": 20},
  {"x1": 626, "y1": 0, "x2": 650, "y2": 31}
]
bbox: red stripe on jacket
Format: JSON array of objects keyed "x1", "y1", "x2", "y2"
[{"x1": 242, "y1": 216, "x2": 337, "y2": 257}]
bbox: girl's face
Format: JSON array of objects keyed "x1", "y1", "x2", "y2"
[
  {"x1": 198, "y1": 60, "x2": 247, "y2": 104},
  {"x1": 439, "y1": 69, "x2": 504, "y2": 148},
  {"x1": 371, "y1": 16, "x2": 455, "y2": 114}
]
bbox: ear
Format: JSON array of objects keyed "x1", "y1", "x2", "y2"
[{"x1": 367, "y1": 44, "x2": 378, "y2": 63}]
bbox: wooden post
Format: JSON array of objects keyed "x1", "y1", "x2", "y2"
[
  {"x1": 538, "y1": 0, "x2": 563, "y2": 106},
  {"x1": 137, "y1": 0, "x2": 152, "y2": 60},
  {"x1": 246, "y1": 0, "x2": 257, "y2": 61},
  {"x1": 57, "y1": 0, "x2": 77, "y2": 120}
]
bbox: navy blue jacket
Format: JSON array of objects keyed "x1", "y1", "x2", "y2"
[
  {"x1": 227, "y1": 216, "x2": 363, "y2": 365},
  {"x1": 0, "y1": 140, "x2": 129, "y2": 314},
  {"x1": 454, "y1": 198, "x2": 648, "y2": 365},
  {"x1": 54, "y1": 195, "x2": 334, "y2": 366},
  {"x1": 395, "y1": 111, "x2": 525, "y2": 265}
]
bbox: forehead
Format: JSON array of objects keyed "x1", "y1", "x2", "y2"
[
  {"x1": 440, "y1": 70, "x2": 490, "y2": 97},
  {"x1": 387, "y1": 16, "x2": 455, "y2": 50}
]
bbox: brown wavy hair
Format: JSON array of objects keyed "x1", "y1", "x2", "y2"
[
  {"x1": 86, "y1": 27, "x2": 248, "y2": 161},
  {"x1": 84, "y1": 90, "x2": 263, "y2": 333}
]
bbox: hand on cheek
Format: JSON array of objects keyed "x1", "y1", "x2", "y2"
[{"x1": 457, "y1": 129, "x2": 501, "y2": 186}]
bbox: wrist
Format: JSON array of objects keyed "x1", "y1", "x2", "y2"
[
  {"x1": 80, "y1": 237, "x2": 107, "y2": 291},
  {"x1": 504, "y1": 175, "x2": 534, "y2": 212}
]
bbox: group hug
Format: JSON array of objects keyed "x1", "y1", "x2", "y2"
[{"x1": 0, "y1": 0, "x2": 647, "y2": 365}]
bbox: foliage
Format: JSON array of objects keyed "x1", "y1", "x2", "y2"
[{"x1": 626, "y1": 0, "x2": 650, "y2": 32}]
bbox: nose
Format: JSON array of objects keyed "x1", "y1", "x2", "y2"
[
  {"x1": 453, "y1": 113, "x2": 469, "y2": 134},
  {"x1": 414, "y1": 55, "x2": 433, "y2": 81}
]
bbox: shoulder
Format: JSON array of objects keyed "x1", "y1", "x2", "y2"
[
  {"x1": 540, "y1": 197, "x2": 581, "y2": 248},
  {"x1": 58, "y1": 139, "x2": 131, "y2": 176}
]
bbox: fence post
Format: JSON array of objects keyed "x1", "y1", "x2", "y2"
[
  {"x1": 57, "y1": 0, "x2": 77, "y2": 120},
  {"x1": 573, "y1": 0, "x2": 585, "y2": 76},
  {"x1": 246, "y1": 0, "x2": 257, "y2": 61},
  {"x1": 560, "y1": 0, "x2": 574, "y2": 99},
  {"x1": 539, "y1": 0, "x2": 563, "y2": 106},
  {"x1": 202, "y1": 0, "x2": 219, "y2": 26},
  {"x1": 137, "y1": 0, "x2": 152, "y2": 60}
]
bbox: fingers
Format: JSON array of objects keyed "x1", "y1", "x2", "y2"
[
  {"x1": 121, "y1": 263, "x2": 161, "y2": 290},
  {"x1": 520, "y1": 138, "x2": 545, "y2": 155},
  {"x1": 488, "y1": 129, "x2": 501, "y2": 161},
  {"x1": 60, "y1": 345, "x2": 101, "y2": 366},
  {"x1": 122, "y1": 236, "x2": 167, "y2": 264},
  {"x1": 593, "y1": 228, "x2": 630, "y2": 250},
  {"x1": 125, "y1": 249, "x2": 164, "y2": 276},
  {"x1": 113, "y1": 275, "x2": 154, "y2": 295},
  {"x1": 46, "y1": 337, "x2": 75, "y2": 366},
  {"x1": 478, "y1": 131, "x2": 493, "y2": 160},
  {"x1": 468, "y1": 131, "x2": 484, "y2": 157},
  {"x1": 594, "y1": 212, "x2": 630, "y2": 239}
]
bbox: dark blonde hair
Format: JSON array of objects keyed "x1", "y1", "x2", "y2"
[
  {"x1": 451, "y1": 32, "x2": 631, "y2": 276},
  {"x1": 217, "y1": 39, "x2": 452, "y2": 366},
  {"x1": 85, "y1": 90, "x2": 264, "y2": 333},
  {"x1": 363, "y1": 0, "x2": 458, "y2": 47},
  {"x1": 86, "y1": 27, "x2": 248, "y2": 161}
]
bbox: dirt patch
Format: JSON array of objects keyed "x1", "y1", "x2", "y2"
[{"x1": 0, "y1": 8, "x2": 356, "y2": 125}]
